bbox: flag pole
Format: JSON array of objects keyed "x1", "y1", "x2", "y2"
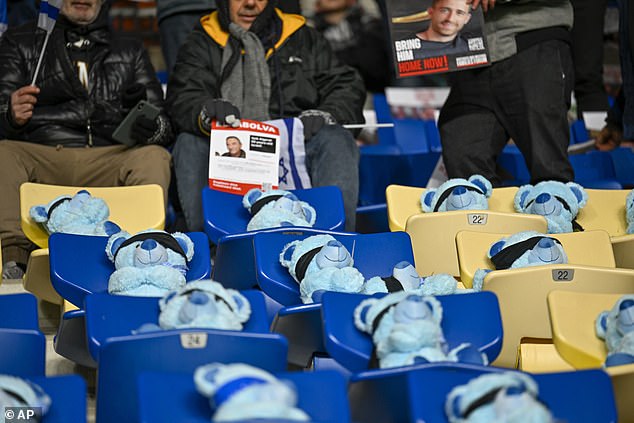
[{"x1": 30, "y1": 30, "x2": 51, "y2": 86}]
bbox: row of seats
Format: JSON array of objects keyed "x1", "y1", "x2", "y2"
[{"x1": 5, "y1": 179, "x2": 634, "y2": 421}]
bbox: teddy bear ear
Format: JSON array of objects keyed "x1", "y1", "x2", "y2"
[
  {"x1": 77, "y1": 189, "x2": 91, "y2": 196},
  {"x1": 595, "y1": 311, "x2": 609, "y2": 339},
  {"x1": 230, "y1": 290, "x2": 252, "y2": 323},
  {"x1": 488, "y1": 240, "x2": 506, "y2": 258},
  {"x1": 279, "y1": 241, "x2": 298, "y2": 268},
  {"x1": 421, "y1": 190, "x2": 436, "y2": 212},
  {"x1": 468, "y1": 174, "x2": 493, "y2": 197},
  {"x1": 29, "y1": 205, "x2": 49, "y2": 223},
  {"x1": 566, "y1": 182, "x2": 588, "y2": 208},
  {"x1": 301, "y1": 203, "x2": 316, "y2": 225},
  {"x1": 105, "y1": 231, "x2": 130, "y2": 262},
  {"x1": 242, "y1": 188, "x2": 262, "y2": 209},
  {"x1": 103, "y1": 221, "x2": 121, "y2": 236},
  {"x1": 353, "y1": 298, "x2": 378, "y2": 333},
  {"x1": 514, "y1": 184, "x2": 534, "y2": 211},
  {"x1": 172, "y1": 232, "x2": 195, "y2": 261}
]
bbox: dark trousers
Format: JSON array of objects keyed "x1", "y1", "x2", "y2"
[
  {"x1": 571, "y1": 0, "x2": 610, "y2": 117},
  {"x1": 439, "y1": 39, "x2": 575, "y2": 186}
]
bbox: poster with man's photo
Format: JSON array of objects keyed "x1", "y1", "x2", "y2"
[{"x1": 386, "y1": 0, "x2": 490, "y2": 77}]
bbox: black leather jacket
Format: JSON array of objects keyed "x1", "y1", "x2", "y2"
[{"x1": 0, "y1": 12, "x2": 167, "y2": 147}]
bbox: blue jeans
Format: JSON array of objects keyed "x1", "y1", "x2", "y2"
[{"x1": 172, "y1": 124, "x2": 359, "y2": 232}]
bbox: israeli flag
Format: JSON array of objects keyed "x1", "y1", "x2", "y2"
[
  {"x1": 37, "y1": 0, "x2": 63, "y2": 33},
  {"x1": 268, "y1": 118, "x2": 312, "y2": 190},
  {"x1": 0, "y1": 0, "x2": 7, "y2": 38}
]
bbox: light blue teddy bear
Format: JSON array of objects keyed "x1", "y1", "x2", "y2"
[
  {"x1": 514, "y1": 181, "x2": 588, "y2": 233},
  {"x1": 472, "y1": 231, "x2": 567, "y2": 291},
  {"x1": 29, "y1": 190, "x2": 121, "y2": 236},
  {"x1": 354, "y1": 292, "x2": 488, "y2": 369},
  {"x1": 380, "y1": 261, "x2": 472, "y2": 296},
  {"x1": 421, "y1": 175, "x2": 493, "y2": 213},
  {"x1": 595, "y1": 294, "x2": 634, "y2": 367},
  {"x1": 106, "y1": 230, "x2": 194, "y2": 297},
  {"x1": 194, "y1": 363, "x2": 310, "y2": 422},
  {"x1": 625, "y1": 189, "x2": 634, "y2": 234},
  {"x1": 280, "y1": 236, "x2": 441, "y2": 303},
  {"x1": 445, "y1": 372, "x2": 555, "y2": 423},
  {"x1": 243, "y1": 188, "x2": 316, "y2": 231}
]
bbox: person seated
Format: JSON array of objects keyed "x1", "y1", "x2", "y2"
[
  {"x1": 311, "y1": 0, "x2": 391, "y2": 93},
  {"x1": 166, "y1": 0, "x2": 365, "y2": 233},
  {"x1": 0, "y1": 0, "x2": 173, "y2": 279}
]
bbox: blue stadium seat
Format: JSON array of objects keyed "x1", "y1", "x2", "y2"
[
  {"x1": 321, "y1": 291, "x2": 503, "y2": 373},
  {"x1": 84, "y1": 290, "x2": 272, "y2": 361},
  {"x1": 348, "y1": 364, "x2": 617, "y2": 423},
  {"x1": 253, "y1": 229, "x2": 415, "y2": 306},
  {"x1": 0, "y1": 293, "x2": 45, "y2": 377},
  {"x1": 137, "y1": 370, "x2": 350, "y2": 423},
  {"x1": 569, "y1": 151, "x2": 621, "y2": 189},
  {"x1": 49, "y1": 232, "x2": 211, "y2": 308},
  {"x1": 96, "y1": 331, "x2": 288, "y2": 423},
  {"x1": 28, "y1": 375, "x2": 87, "y2": 423},
  {"x1": 203, "y1": 186, "x2": 345, "y2": 290}
]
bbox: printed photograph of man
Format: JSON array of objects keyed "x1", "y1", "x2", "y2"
[
  {"x1": 222, "y1": 136, "x2": 246, "y2": 158},
  {"x1": 413, "y1": 0, "x2": 471, "y2": 58}
]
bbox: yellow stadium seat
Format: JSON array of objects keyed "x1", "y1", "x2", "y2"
[
  {"x1": 406, "y1": 211, "x2": 547, "y2": 277},
  {"x1": 611, "y1": 234, "x2": 634, "y2": 270},
  {"x1": 456, "y1": 230, "x2": 616, "y2": 288},
  {"x1": 481, "y1": 264, "x2": 634, "y2": 369},
  {"x1": 19, "y1": 183, "x2": 165, "y2": 303},
  {"x1": 385, "y1": 184, "x2": 520, "y2": 232},
  {"x1": 575, "y1": 189, "x2": 629, "y2": 236},
  {"x1": 548, "y1": 290, "x2": 634, "y2": 422}
]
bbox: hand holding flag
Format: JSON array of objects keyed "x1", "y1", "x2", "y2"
[{"x1": 31, "y1": 0, "x2": 64, "y2": 85}]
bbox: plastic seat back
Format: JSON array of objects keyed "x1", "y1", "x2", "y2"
[
  {"x1": 482, "y1": 264, "x2": 634, "y2": 368},
  {"x1": 321, "y1": 291, "x2": 502, "y2": 373},
  {"x1": 49, "y1": 232, "x2": 210, "y2": 307},
  {"x1": 386, "y1": 185, "x2": 520, "y2": 232},
  {"x1": 253, "y1": 229, "x2": 414, "y2": 306},
  {"x1": 611, "y1": 234, "x2": 634, "y2": 269},
  {"x1": 84, "y1": 290, "x2": 271, "y2": 361},
  {"x1": 576, "y1": 188, "x2": 630, "y2": 236},
  {"x1": 28, "y1": 375, "x2": 87, "y2": 423},
  {"x1": 406, "y1": 211, "x2": 547, "y2": 277},
  {"x1": 0, "y1": 293, "x2": 45, "y2": 377},
  {"x1": 19, "y1": 182, "x2": 165, "y2": 249},
  {"x1": 456, "y1": 230, "x2": 616, "y2": 288},
  {"x1": 137, "y1": 370, "x2": 351, "y2": 423},
  {"x1": 202, "y1": 185, "x2": 345, "y2": 244},
  {"x1": 96, "y1": 331, "x2": 288, "y2": 423},
  {"x1": 348, "y1": 364, "x2": 616, "y2": 423},
  {"x1": 548, "y1": 290, "x2": 634, "y2": 422}
]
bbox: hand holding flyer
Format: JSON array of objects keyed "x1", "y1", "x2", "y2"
[
  {"x1": 387, "y1": 0, "x2": 490, "y2": 77},
  {"x1": 208, "y1": 119, "x2": 281, "y2": 195}
]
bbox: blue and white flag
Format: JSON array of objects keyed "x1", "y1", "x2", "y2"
[
  {"x1": 0, "y1": 0, "x2": 7, "y2": 38},
  {"x1": 268, "y1": 118, "x2": 312, "y2": 190},
  {"x1": 37, "y1": 0, "x2": 63, "y2": 33}
]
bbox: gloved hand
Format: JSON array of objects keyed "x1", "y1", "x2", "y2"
[
  {"x1": 131, "y1": 114, "x2": 171, "y2": 145},
  {"x1": 122, "y1": 83, "x2": 147, "y2": 110},
  {"x1": 199, "y1": 99, "x2": 241, "y2": 135},
  {"x1": 299, "y1": 109, "x2": 336, "y2": 140}
]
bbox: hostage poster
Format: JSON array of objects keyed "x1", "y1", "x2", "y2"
[{"x1": 386, "y1": 0, "x2": 490, "y2": 77}]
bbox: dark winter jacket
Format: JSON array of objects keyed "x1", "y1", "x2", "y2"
[
  {"x1": 0, "y1": 12, "x2": 167, "y2": 147},
  {"x1": 166, "y1": 8, "x2": 365, "y2": 136}
]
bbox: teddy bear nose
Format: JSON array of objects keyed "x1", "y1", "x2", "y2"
[
  {"x1": 140, "y1": 239, "x2": 158, "y2": 251},
  {"x1": 452, "y1": 186, "x2": 467, "y2": 195},
  {"x1": 537, "y1": 238, "x2": 554, "y2": 248},
  {"x1": 536, "y1": 193, "x2": 551, "y2": 204},
  {"x1": 189, "y1": 291, "x2": 209, "y2": 305}
]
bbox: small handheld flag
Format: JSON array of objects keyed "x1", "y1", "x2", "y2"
[
  {"x1": 0, "y1": 0, "x2": 7, "y2": 38},
  {"x1": 31, "y1": 0, "x2": 63, "y2": 85}
]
